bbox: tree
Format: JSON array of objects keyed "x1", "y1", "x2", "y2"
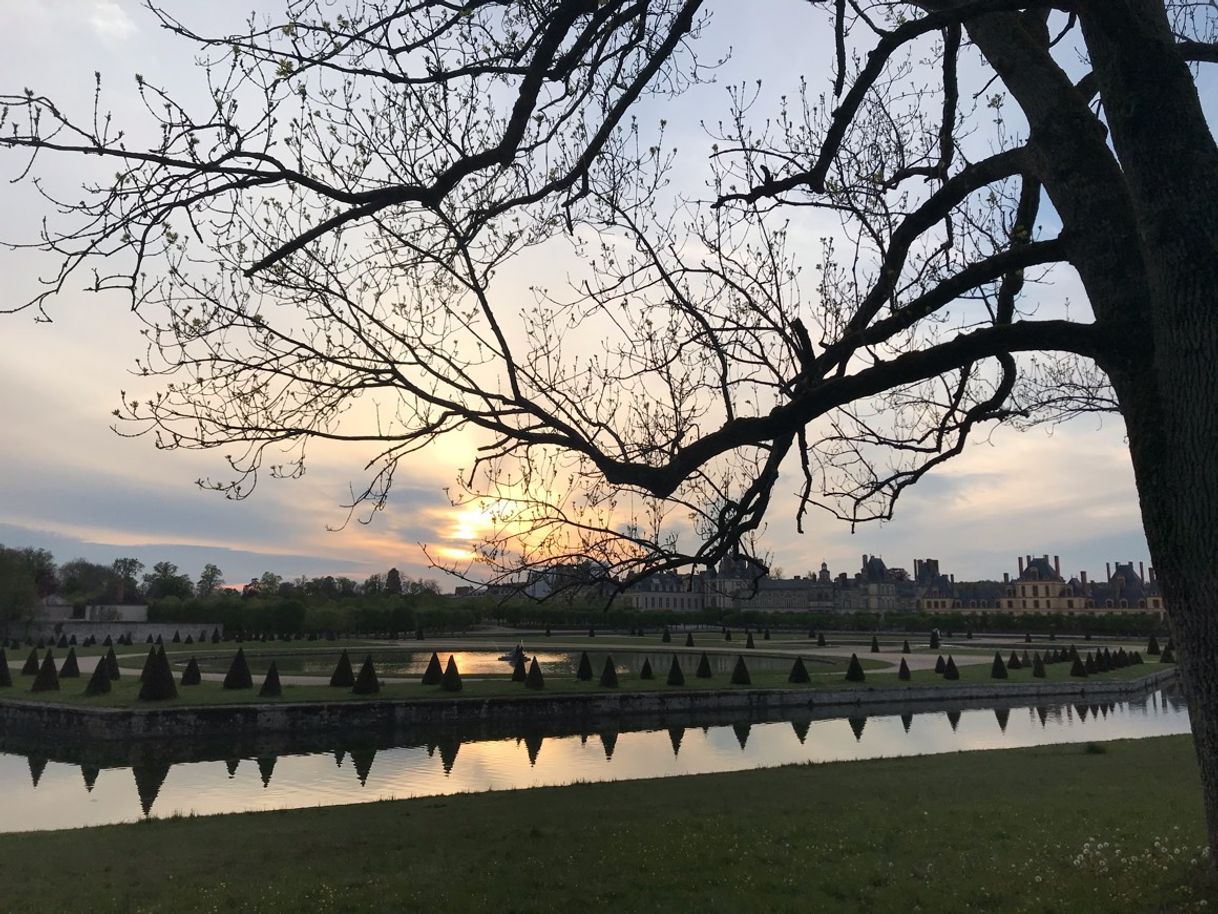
[
  {"x1": 142, "y1": 562, "x2": 194, "y2": 601},
  {"x1": 385, "y1": 569, "x2": 403, "y2": 596},
  {"x1": 0, "y1": 548, "x2": 39, "y2": 638},
  {"x1": 9, "y1": 0, "x2": 1218, "y2": 857},
  {"x1": 196, "y1": 564, "x2": 225, "y2": 599},
  {"x1": 111, "y1": 558, "x2": 144, "y2": 604}
]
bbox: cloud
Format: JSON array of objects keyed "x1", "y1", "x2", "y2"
[{"x1": 88, "y1": 1, "x2": 137, "y2": 42}]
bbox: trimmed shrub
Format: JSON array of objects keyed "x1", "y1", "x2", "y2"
[
  {"x1": 440, "y1": 655, "x2": 462, "y2": 692},
  {"x1": 724, "y1": 629, "x2": 732, "y2": 641},
  {"x1": 1147, "y1": 634, "x2": 1161, "y2": 656},
  {"x1": 817, "y1": 632, "x2": 827, "y2": 647},
  {"x1": 902, "y1": 640, "x2": 911, "y2": 654},
  {"x1": 104, "y1": 648, "x2": 120, "y2": 681},
  {"x1": 156, "y1": 635, "x2": 164, "y2": 645},
  {"x1": 19, "y1": 649, "x2": 38, "y2": 677},
  {"x1": 1084, "y1": 652, "x2": 1097, "y2": 674},
  {"x1": 965, "y1": 630, "x2": 972, "y2": 640},
  {"x1": 845, "y1": 653, "x2": 865, "y2": 683},
  {"x1": 138, "y1": 647, "x2": 177, "y2": 701},
  {"x1": 353, "y1": 655, "x2": 381, "y2": 694},
  {"x1": 223, "y1": 648, "x2": 253, "y2": 690},
  {"x1": 139, "y1": 646, "x2": 156, "y2": 682},
  {"x1": 991, "y1": 652, "x2": 1008, "y2": 679},
  {"x1": 695, "y1": 652, "x2": 713, "y2": 679},
  {"x1": 898, "y1": 658, "x2": 911, "y2": 681},
  {"x1": 1022, "y1": 649, "x2": 1032, "y2": 667},
  {"x1": 934, "y1": 654, "x2": 946, "y2": 674},
  {"x1": 102, "y1": 635, "x2": 113, "y2": 648},
  {"x1": 421, "y1": 651, "x2": 443, "y2": 686},
  {"x1": 84, "y1": 659, "x2": 111, "y2": 696},
  {"x1": 599, "y1": 656, "x2": 619, "y2": 688},
  {"x1": 212, "y1": 628, "x2": 221, "y2": 644},
  {"x1": 1025, "y1": 632, "x2": 1032, "y2": 643},
  {"x1": 184, "y1": 634, "x2": 194, "y2": 645},
  {"x1": 667, "y1": 655, "x2": 685, "y2": 686},
  {"x1": 58, "y1": 648, "x2": 80, "y2": 678},
  {"x1": 330, "y1": 649, "x2": 356, "y2": 687},
  {"x1": 943, "y1": 656, "x2": 960, "y2": 680},
  {"x1": 172, "y1": 631, "x2": 181, "y2": 644},
  {"x1": 870, "y1": 635, "x2": 880, "y2": 653},
  {"x1": 929, "y1": 630, "x2": 941, "y2": 650},
  {"x1": 639, "y1": 657, "x2": 654, "y2": 680},
  {"x1": 685, "y1": 632, "x2": 695, "y2": 648},
  {"x1": 1133, "y1": 651, "x2": 1144, "y2": 664},
  {"x1": 661, "y1": 626, "x2": 671, "y2": 644},
  {"x1": 588, "y1": 627, "x2": 595, "y2": 638},
  {"x1": 730, "y1": 655, "x2": 751, "y2": 685},
  {"x1": 763, "y1": 629, "x2": 771, "y2": 641},
  {"x1": 1007, "y1": 650, "x2": 1022, "y2": 670},
  {"x1": 1033, "y1": 652, "x2": 1046, "y2": 678},
  {"x1": 576, "y1": 651, "x2": 594, "y2": 681},
  {"x1": 788, "y1": 657, "x2": 810, "y2": 684},
  {"x1": 1160, "y1": 644, "x2": 1175, "y2": 663},
  {"x1": 56, "y1": 634, "x2": 68, "y2": 649},
  {"x1": 259, "y1": 661, "x2": 282, "y2": 698},
  {"x1": 525, "y1": 657, "x2": 545, "y2": 689},
  {"x1": 745, "y1": 632, "x2": 755, "y2": 649},
  {"x1": 180, "y1": 657, "x2": 202, "y2": 686},
  {"x1": 0, "y1": 649, "x2": 10, "y2": 688},
  {"x1": 511, "y1": 656, "x2": 527, "y2": 682},
  {"x1": 1070, "y1": 655, "x2": 1088, "y2": 677}
]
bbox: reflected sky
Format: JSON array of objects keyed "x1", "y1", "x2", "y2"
[{"x1": 0, "y1": 689, "x2": 1189, "y2": 834}]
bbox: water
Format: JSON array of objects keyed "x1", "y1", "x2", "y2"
[
  {"x1": 184, "y1": 648, "x2": 811, "y2": 677},
  {"x1": 0, "y1": 689, "x2": 1189, "y2": 833}
]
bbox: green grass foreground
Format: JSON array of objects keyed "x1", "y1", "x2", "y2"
[{"x1": 1, "y1": 736, "x2": 1212, "y2": 913}]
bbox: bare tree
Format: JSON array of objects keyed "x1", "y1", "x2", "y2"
[{"x1": 4, "y1": 0, "x2": 1218, "y2": 855}]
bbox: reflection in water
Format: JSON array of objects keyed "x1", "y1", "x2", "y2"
[{"x1": 0, "y1": 688, "x2": 1191, "y2": 832}]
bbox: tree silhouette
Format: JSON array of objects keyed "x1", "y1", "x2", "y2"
[{"x1": 7, "y1": 0, "x2": 1218, "y2": 856}]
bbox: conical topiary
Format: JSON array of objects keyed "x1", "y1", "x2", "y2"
[
  {"x1": 639, "y1": 657, "x2": 654, "y2": 680},
  {"x1": 991, "y1": 652, "x2": 1008, "y2": 679},
  {"x1": 0, "y1": 649, "x2": 9, "y2": 688},
  {"x1": 576, "y1": 651, "x2": 594, "y2": 681},
  {"x1": 31, "y1": 651, "x2": 59, "y2": 692},
  {"x1": 1007, "y1": 650, "x2": 1022, "y2": 671},
  {"x1": 788, "y1": 656, "x2": 810, "y2": 684},
  {"x1": 870, "y1": 635, "x2": 880, "y2": 653},
  {"x1": 84, "y1": 658, "x2": 111, "y2": 696},
  {"x1": 902, "y1": 640, "x2": 911, "y2": 654},
  {"x1": 259, "y1": 661, "x2": 282, "y2": 698},
  {"x1": 172, "y1": 630, "x2": 181, "y2": 644},
  {"x1": 102, "y1": 635, "x2": 113, "y2": 647},
  {"x1": 1033, "y1": 652, "x2": 1046, "y2": 678},
  {"x1": 588, "y1": 627, "x2": 595, "y2": 638},
  {"x1": 60, "y1": 648, "x2": 80, "y2": 679},
  {"x1": 511, "y1": 656, "x2": 527, "y2": 682},
  {"x1": 1025, "y1": 632, "x2": 1032, "y2": 643},
  {"x1": 724, "y1": 629, "x2": 732, "y2": 641},
  {"x1": 353, "y1": 655, "x2": 380, "y2": 694},
  {"x1": 21, "y1": 648, "x2": 39, "y2": 677},
  {"x1": 185, "y1": 634, "x2": 193, "y2": 644},
  {"x1": 898, "y1": 658, "x2": 911, "y2": 681},
  {"x1": 929, "y1": 630, "x2": 940, "y2": 650},
  {"x1": 1160, "y1": 644, "x2": 1175, "y2": 663},
  {"x1": 421, "y1": 651, "x2": 443, "y2": 686},
  {"x1": 223, "y1": 648, "x2": 253, "y2": 690},
  {"x1": 685, "y1": 632, "x2": 695, "y2": 648},
  {"x1": 57, "y1": 634, "x2": 68, "y2": 649},
  {"x1": 661, "y1": 626, "x2": 671, "y2": 643},
  {"x1": 943, "y1": 655, "x2": 960, "y2": 681},
  {"x1": 1084, "y1": 652, "x2": 1097, "y2": 674},
  {"x1": 817, "y1": 632, "x2": 827, "y2": 647},
  {"x1": 745, "y1": 631, "x2": 755, "y2": 649},
  {"x1": 845, "y1": 653, "x2": 865, "y2": 683},
  {"x1": 440, "y1": 655, "x2": 462, "y2": 692},
  {"x1": 1147, "y1": 634, "x2": 1161, "y2": 656},
  {"x1": 1070, "y1": 655, "x2": 1088, "y2": 677},
  {"x1": 330, "y1": 649, "x2": 355, "y2": 687},
  {"x1": 731, "y1": 655, "x2": 751, "y2": 685},
  {"x1": 104, "y1": 647, "x2": 120, "y2": 681},
  {"x1": 1022, "y1": 649, "x2": 1031, "y2": 667},
  {"x1": 180, "y1": 656, "x2": 202, "y2": 686},
  {"x1": 599, "y1": 656, "x2": 619, "y2": 688},
  {"x1": 525, "y1": 657, "x2": 545, "y2": 689},
  {"x1": 138, "y1": 647, "x2": 178, "y2": 701},
  {"x1": 695, "y1": 652, "x2": 712, "y2": 679},
  {"x1": 139, "y1": 646, "x2": 156, "y2": 683},
  {"x1": 212, "y1": 628, "x2": 221, "y2": 644},
  {"x1": 934, "y1": 654, "x2": 946, "y2": 674}
]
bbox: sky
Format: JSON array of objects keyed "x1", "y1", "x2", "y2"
[{"x1": 0, "y1": 1, "x2": 1157, "y2": 590}]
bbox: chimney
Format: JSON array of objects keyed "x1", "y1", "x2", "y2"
[
  {"x1": 1106, "y1": 562, "x2": 1111, "y2": 580},
  {"x1": 1139, "y1": 561, "x2": 1145, "y2": 581},
  {"x1": 1018, "y1": 556, "x2": 1024, "y2": 574},
  {"x1": 950, "y1": 573, "x2": 955, "y2": 584},
  {"x1": 1003, "y1": 572, "x2": 1010, "y2": 584},
  {"x1": 1080, "y1": 570, "x2": 1088, "y2": 586},
  {"x1": 862, "y1": 554, "x2": 868, "y2": 570},
  {"x1": 1053, "y1": 555, "x2": 1060, "y2": 574},
  {"x1": 1149, "y1": 566, "x2": 1156, "y2": 582}
]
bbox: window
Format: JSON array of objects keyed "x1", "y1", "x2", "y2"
[
  {"x1": 1067, "y1": 600, "x2": 1074, "y2": 609},
  {"x1": 1033, "y1": 599, "x2": 1040, "y2": 609}
]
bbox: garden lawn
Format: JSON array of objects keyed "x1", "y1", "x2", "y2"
[{"x1": 0, "y1": 735, "x2": 1211, "y2": 913}]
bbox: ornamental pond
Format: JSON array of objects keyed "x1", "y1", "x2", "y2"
[{"x1": 0, "y1": 685, "x2": 1189, "y2": 833}]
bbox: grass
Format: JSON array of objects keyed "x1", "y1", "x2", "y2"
[{"x1": 0, "y1": 735, "x2": 1211, "y2": 912}]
